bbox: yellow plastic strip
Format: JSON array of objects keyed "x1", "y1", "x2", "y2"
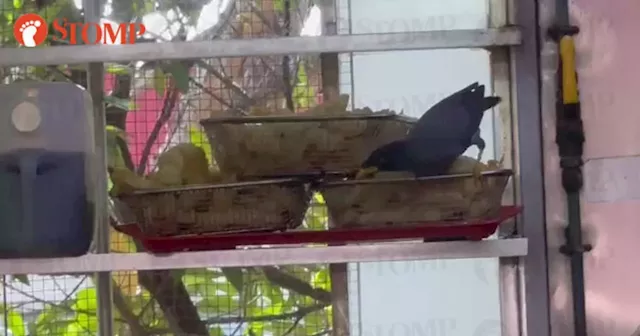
[{"x1": 560, "y1": 36, "x2": 579, "y2": 104}]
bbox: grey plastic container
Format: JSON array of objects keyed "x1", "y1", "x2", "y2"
[{"x1": 0, "y1": 82, "x2": 97, "y2": 258}]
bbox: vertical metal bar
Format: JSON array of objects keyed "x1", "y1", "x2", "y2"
[
  {"x1": 488, "y1": 0, "x2": 526, "y2": 335},
  {"x1": 83, "y1": 0, "x2": 113, "y2": 335},
  {"x1": 329, "y1": 263, "x2": 350, "y2": 336},
  {"x1": 512, "y1": 0, "x2": 553, "y2": 334},
  {"x1": 489, "y1": 0, "x2": 513, "y2": 165},
  {"x1": 537, "y1": 0, "x2": 575, "y2": 334},
  {"x1": 319, "y1": 0, "x2": 340, "y2": 100},
  {"x1": 319, "y1": 0, "x2": 351, "y2": 335}
]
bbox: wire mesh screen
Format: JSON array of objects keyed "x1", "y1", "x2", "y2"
[
  {"x1": 0, "y1": 0, "x2": 341, "y2": 334},
  {"x1": 0, "y1": 0, "x2": 317, "y2": 47},
  {"x1": 109, "y1": 264, "x2": 337, "y2": 336},
  {"x1": 1, "y1": 265, "x2": 339, "y2": 335}
]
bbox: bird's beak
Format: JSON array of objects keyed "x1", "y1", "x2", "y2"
[{"x1": 355, "y1": 166, "x2": 378, "y2": 179}]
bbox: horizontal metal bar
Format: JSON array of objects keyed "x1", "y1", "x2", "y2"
[
  {"x1": 0, "y1": 238, "x2": 527, "y2": 275},
  {"x1": 200, "y1": 111, "x2": 396, "y2": 123},
  {"x1": 0, "y1": 28, "x2": 521, "y2": 66}
]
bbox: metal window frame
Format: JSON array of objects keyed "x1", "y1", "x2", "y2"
[
  {"x1": 316, "y1": 0, "x2": 353, "y2": 334},
  {"x1": 82, "y1": 0, "x2": 114, "y2": 334},
  {"x1": 509, "y1": 0, "x2": 553, "y2": 335},
  {"x1": 537, "y1": 0, "x2": 573, "y2": 335},
  {"x1": 0, "y1": 29, "x2": 521, "y2": 66},
  {"x1": 0, "y1": 239, "x2": 528, "y2": 275},
  {"x1": 489, "y1": 0, "x2": 524, "y2": 335},
  {"x1": 0, "y1": 0, "x2": 547, "y2": 335}
]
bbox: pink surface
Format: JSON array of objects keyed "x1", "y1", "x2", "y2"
[
  {"x1": 104, "y1": 74, "x2": 167, "y2": 170},
  {"x1": 544, "y1": 0, "x2": 640, "y2": 335},
  {"x1": 571, "y1": 0, "x2": 640, "y2": 159}
]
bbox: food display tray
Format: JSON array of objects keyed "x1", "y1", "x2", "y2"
[{"x1": 115, "y1": 206, "x2": 522, "y2": 254}]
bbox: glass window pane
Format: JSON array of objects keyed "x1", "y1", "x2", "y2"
[{"x1": 338, "y1": 1, "x2": 502, "y2": 335}]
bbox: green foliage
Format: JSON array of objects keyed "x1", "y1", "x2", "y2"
[
  {"x1": 105, "y1": 64, "x2": 132, "y2": 76},
  {"x1": 12, "y1": 274, "x2": 29, "y2": 286},
  {"x1": 9, "y1": 77, "x2": 331, "y2": 336},
  {"x1": 104, "y1": 95, "x2": 135, "y2": 111},
  {"x1": 165, "y1": 62, "x2": 191, "y2": 93},
  {"x1": 1, "y1": 0, "x2": 333, "y2": 335},
  {"x1": 7, "y1": 308, "x2": 25, "y2": 336},
  {"x1": 189, "y1": 125, "x2": 215, "y2": 165},
  {"x1": 293, "y1": 63, "x2": 316, "y2": 110},
  {"x1": 106, "y1": 125, "x2": 128, "y2": 170},
  {"x1": 153, "y1": 67, "x2": 167, "y2": 96}
]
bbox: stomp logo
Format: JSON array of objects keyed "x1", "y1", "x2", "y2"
[{"x1": 13, "y1": 13, "x2": 146, "y2": 47}]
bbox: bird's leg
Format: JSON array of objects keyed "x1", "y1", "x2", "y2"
[
  {"x1": 475, "y1": 147, "x2": 484, "y2": 163},
  {"x1": 471, "y1": 130, "x2": 486, "y2": 188},
  {"x1": 471, "y1": 130, "x2": 485, "y2": 162}
]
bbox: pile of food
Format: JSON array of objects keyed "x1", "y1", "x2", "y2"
[
  {"x1": 110, "y1": 143, "x2": 228, "y2": 195},
  {"x1": 319, "y1": 156, "x2": 512, "y2": 229},
  {"x1": 108, "y1": 81, "x2": 514, "y2": 239},
  {"x1": 200, "y1": 94, "x2": 412, "y2": 177},
  {"x1": 111, "y1": 144, "x2": 311, "y2": 237}
]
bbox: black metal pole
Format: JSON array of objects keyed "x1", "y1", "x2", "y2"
[{"x1": 548, "y1": 4, "x2": 592, "y2": 335}]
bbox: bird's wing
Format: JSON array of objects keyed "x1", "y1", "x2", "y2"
[
  {"x1": 408, "y1": 83, "x2": 481, "y2": 140},
  {"x1": 408, "y1": 99, "x2": 473, "y2": 142},
  {"x1": 461, "y1": 94, "x2": 502, "y2": 137},
  {"x1": 404, "y1": 136, "x2": 468, "y2": 176},
  {"x1": 405, "y1": 83, "x2": 501, "y2": 174}
]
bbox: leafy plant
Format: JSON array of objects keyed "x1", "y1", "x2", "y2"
[{"x1": 0, "y1": 0, "x2": 333, "y2": 335}]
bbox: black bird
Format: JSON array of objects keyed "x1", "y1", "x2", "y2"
[{"x1": 357, "y1": 82, "x2": 501, "y2": 178}]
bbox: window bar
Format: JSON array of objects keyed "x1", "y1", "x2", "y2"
[
  {"x1": 512, "y1": 0, "x2": 553, "y2": 334},
  {"x1": 85, "y1": 17, "x2": 114, "y2": 336},
  {"x1": 0, "y1": 239, "x2": 528, "y2": 275},
  {"x1": 317, "y1": 0, "x2": 352, "y2": 334},
  {"x1": 0, "y1": 28, "x2": 522, "y2": 67},
  {"x1": 336, "y1": 0, "x2": 362, "y2": 334},
  {"x1": 488, "y1": 0, "x2": 525, "y2": 335},
  {"x1": 82, "y1": 0, "x2": 114, "y2": 334}
]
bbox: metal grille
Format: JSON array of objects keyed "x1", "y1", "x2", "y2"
[
  {"x1": 0, "y1": 0, "x2": 337, "y2": 335},
  {"x1": 1, "y1": 265, "x2": 339, "y2": 335},
  {"x1": 0, "y1": 0, "x2": 529, "y2": 335}
]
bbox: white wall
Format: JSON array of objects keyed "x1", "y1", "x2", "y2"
[{"x1": 337, "y1": 1, "x2": 502, "y2": 335}]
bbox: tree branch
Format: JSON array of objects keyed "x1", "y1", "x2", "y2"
[
  {"x1": 136, "y1": 269, "x2": 209, "y2": 335},
  {"x1": 107, "y1": 74, "x2": 136, "y2": 170},
  {"x1": 103, "y1": 3, "x2": 328, "y2": 336},
  {"x1": 206, "y1": 303, "x2": 327, "y2": 324},
  {"x1": 282, "y1": 312, "x2": 305, "y2": 336},
  {"x1": 281, "y1": 0, "x2": 296, "y2": 112},
  {"x1": 136, "y1": 86, "x2": 181, "y2": 174},
  {"x1": 248, "y1": 1, "x2": 282, "y2": 35},
  {"x1": 2, "y1": 280, "x2": 87, "y2": 314},
  {"x1": 189, "y1": 77, "x2": 233, "y2": 109},
  {"x1": 111, "y1": 282, "x2": 151, "y2": 336},
  {"x1": 2, "y1": 279, "x2": 123, "y2": 334},
  {"x1": 104, "y1": 67, "x2": 210, "y2": 336},
  {"x1": 261, "y1": 267, "x2": 332, "y2": 303},
  {"x1": 4, "y1": 278, "x2": 156, "y2": 336},
  {"x1": 195, "y1": 59, "x2": 255, "y2": 108}
]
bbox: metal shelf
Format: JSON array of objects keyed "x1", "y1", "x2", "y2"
[
  {"x1": 0, "y1": 27, "x2": 521, "y2": 66},
  {"x1": 0, "y1": 238, "x2": 527, "y2": 275}
]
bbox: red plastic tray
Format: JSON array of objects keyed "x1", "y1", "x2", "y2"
[{"x1": 115, "y1": 206, "x2": 521, "y2": 254}]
